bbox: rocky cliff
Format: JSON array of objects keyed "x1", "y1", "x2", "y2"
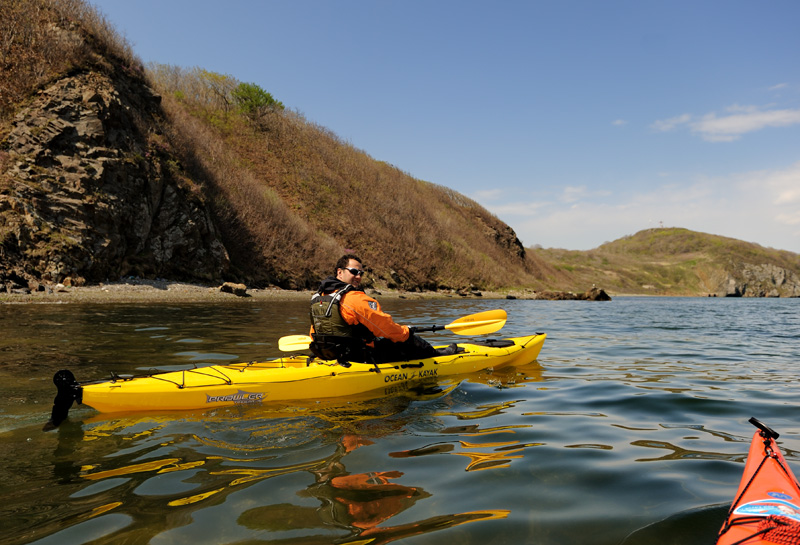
[
  {"x1": 0, "y1": 67, "x2": 230, "y2": 290},
  {"x1": 721, "y1": 263, "x2": 800, "y2": 297}
]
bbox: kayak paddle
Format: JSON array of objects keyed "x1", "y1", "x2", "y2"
[
  {"x1": 278, "y1": 335, "x2": 315, "y2": 352},
  {"x1": 421, "y1": 308, "x2": 507, "y2": 335},
  {"x1": 278, "y1": 308, "x2": 507, "y2": 351}
]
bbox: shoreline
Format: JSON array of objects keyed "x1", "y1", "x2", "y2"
[
  {"x1": 0, "y1": 279, "x2": 646, "y2": 304},
  {"x1": 0, "y1": 279, "x2": 509, "y2": 304},
  {"x1": 0, "y1": 280, "x2": 316, "y2": 304}
]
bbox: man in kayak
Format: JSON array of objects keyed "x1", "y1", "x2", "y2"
[{"x1": 309, "y1": 254, "x2": 438, "y2": 364}]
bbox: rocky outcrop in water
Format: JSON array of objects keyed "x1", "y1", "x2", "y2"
[
  {"x1": 529, "y1": 287, "x2": 612, "y2": 301},
  {"x1": 0, "y1": 68, "x2": 230, "y2": 291},
  {"x1": 722, "y1": 263, "x2": 800, "y2": 297}
]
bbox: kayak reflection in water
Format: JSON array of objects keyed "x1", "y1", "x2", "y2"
[
  {"x1": 309, "y1": 435, "x2": 430, "y2": 532},
  {"x1": 309, "y1": 254, "x2": 438, "y2": 364},
  {"x1": 306, "y1": 434, "x2": 510, "y2": 541}
]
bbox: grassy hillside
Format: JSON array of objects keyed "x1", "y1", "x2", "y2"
[
  {"x1": 534, "y1": 228, "x2": 800, "y2": 295},
  {"x1": 0, "y1": 0, "x2": 138, "y2": 118},
  {"x1": 141, "y1": 63, "x2": 565, "y2": 290}
]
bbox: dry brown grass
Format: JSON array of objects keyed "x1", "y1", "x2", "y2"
[
  {"x1": 158, "y1": 94, "x2": 340, "y2": 288},
  {"x1": 146, "y1": 64, "x2": 548, "y2": 290},
  {"x1": 0, "y1": 0, "x2": 140, "y2": 119}
]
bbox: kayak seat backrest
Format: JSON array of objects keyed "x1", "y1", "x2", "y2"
[{"x1": 309, "y1": 335, "x2": 372, "y2": 365}]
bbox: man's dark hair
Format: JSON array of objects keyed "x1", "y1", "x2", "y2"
[{"x1": 335, "y1": 254, "x2": 362, "y2": 274}]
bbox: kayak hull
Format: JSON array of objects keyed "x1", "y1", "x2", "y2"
[
  {"x1": 717, "y1": 420, "x2": 800, "y2": 545},
  {"x1": 74, "y1": 334, "x2": 545, "y2": 414}
]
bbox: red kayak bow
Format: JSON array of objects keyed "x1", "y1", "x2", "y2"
[{"x1": 717, "y1": 418, "x2": 800, "y2": 545}]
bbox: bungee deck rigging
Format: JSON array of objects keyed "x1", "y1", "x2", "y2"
[
  {"x1": 97, "y1": 349, "x2": 485, "y2": 390},
  {"x1": 44, "y1": 331, "x2": 546, "y2": 429}
]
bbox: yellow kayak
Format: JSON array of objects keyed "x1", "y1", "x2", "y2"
[{"x1": 45, "y1": 334, "x2": 545, "y2": 427}]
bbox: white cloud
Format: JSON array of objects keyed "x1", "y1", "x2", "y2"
[
  {"x1": 736, "y1": 160, "x2": 800, "y2": 210},
  {"x1": 486, "y1": 162, "x2": 800, "y2": 253},
  {"x1": 692, "y1": 105, "x2": 800, "y2": 142},
  {"x1": 651, "y1": 113, "x2": 692, "y2": 132},
  {"x1": 612, "y1": 119, "x2": 627, "y2": 126},
  {"x1": 652, "y1": 105, "x2": 800, "y2": 142},
  {"x1": 769, "y1": 83, "x2": 788, "y2": 91},
  {"x1": 561, "y1": 185, "x2": 588, "y2": 203},
  {"x1": 777, "y1": 189, "x2": 800, "y2": 205},
  {"x1": 771, "y1": 182, "x2": 800, "y2": 206},
  {"x1": 473, "y1": 188, "x2": 505, "y2": 202},
  {"x1": 777, "y1": 211, "x2": 800, "y2": 226},
  {"x1": 488, "y1": 200, "x2": 550, "y2": 216}
]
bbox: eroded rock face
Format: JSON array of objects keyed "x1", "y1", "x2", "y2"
[
  {"x1": 476, "y1": 214, "x2": 526, "y2": 260},
  {"x1": 0, "y1": 69, "x2": 230, "y2": 289},
  {"x1": 722, "y1": 263, "x2": 800, "y2": 297}
]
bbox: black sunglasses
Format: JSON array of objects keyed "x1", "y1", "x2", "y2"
[{"x1": 342, "y1": 267, "x2": 365, "y2": 276}]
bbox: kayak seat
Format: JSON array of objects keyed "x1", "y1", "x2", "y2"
[{"x1": 309, "y1": 335, "x2": 373, "y2": 366}]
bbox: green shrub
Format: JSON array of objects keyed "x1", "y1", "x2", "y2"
[{"x1": 232, "y1": 82, "x2": 284, "y2": 119}]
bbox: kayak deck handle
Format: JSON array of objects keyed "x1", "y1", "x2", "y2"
[{"x1": 750, "y1": 417, "x2": 780, "y2": 440}]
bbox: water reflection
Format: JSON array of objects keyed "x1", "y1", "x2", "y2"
[
  {"x1": 30, "y1": 387, "x2": 522, "y2": 545},
  {"x1": 390, "y1": 403, "x2": 536, "y2": 472},
  {"x1": 630, "y1": 440, "x2": 744, "y2": 463},
  {"x1": 266, "y1": 430, "x2": 511, "y2": 544}
]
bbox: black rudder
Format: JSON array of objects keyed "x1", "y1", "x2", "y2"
[{"x1": 43, "y1": 370, "x2": 81, "y2": 431}]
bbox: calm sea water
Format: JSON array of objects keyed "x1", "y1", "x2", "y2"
[{"x1": 1, "y1": 297, "x2": 798, "y2": 545}]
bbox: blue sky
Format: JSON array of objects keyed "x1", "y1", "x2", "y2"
[{"x1": 90, "y1": 0, "x2": 800, "y2": 253}]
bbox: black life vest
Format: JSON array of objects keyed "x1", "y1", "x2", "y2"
[
  {"x1": 309, "y1": 286, "x2": 356, "y2": 337},
  {"x1": 309, "y1": 283, "x2": 374, "y2": 363}
]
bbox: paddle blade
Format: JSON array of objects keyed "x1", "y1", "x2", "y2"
[
  {"x1": 444, "y1": 309, "x2": 507, "y2": 335},
  {"x1": 278, "y1": 335, "x2": 313, "y2": 352}
]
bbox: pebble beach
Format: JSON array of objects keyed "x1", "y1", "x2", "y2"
[{"x1": 0, "y1": 279, "x2": 507, "y2": 304}]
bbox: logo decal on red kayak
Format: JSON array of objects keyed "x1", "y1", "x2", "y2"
[
  {"x1": 769, "y1": 492, "x2": 793, "y2": 501},
  {"x1": 734, "y1": 499, "x2": 800, "y2": 522},
  {"x1": 206, "y1": 390, "x2": 264, "y2": 404}
]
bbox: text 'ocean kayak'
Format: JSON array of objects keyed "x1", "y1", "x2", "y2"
[
  {"x1": 45, "y1": 334, "x2": 546, "y2": 429},
  {"x1": 716, "y1": 417, "x2": 800, "y2": 545}
]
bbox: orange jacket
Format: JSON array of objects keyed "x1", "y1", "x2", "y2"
[{"x1": 310, "y1": 290, "x2": 410, "y2": 343}]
